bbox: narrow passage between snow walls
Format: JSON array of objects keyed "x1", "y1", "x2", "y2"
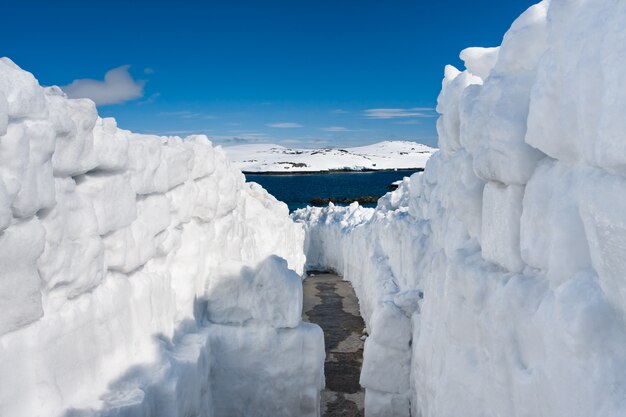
[
  {"x1": 293, "y1": 1, "x2": 626, "y2": 417},
  {"x1": 303, "y1": 272, "x2": 366, "y2": 417}
]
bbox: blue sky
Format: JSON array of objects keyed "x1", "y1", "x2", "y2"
[{"x1": 2, "y1": 0, "x2": 535, "y2": 148}]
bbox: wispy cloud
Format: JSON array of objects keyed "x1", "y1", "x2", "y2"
[
  {"x1": 212, "y1": 132, "x2": 271, "y2": 144},
  {"x1": 158, "y1": 110, "x2": 215, "y2": 119},
  {"x1": 137, "y1": 92, "x2": 160, "y2": 106},
  {"x1": 363, "y1": 107, "x2": 435, "y2": 119},
  {"x1": 158, "y1": 129, "x2": 211, "y2": 135},
  {"x1": 266, "y1": 122, "x2": 303, "y2": 128},
  {"x1": 331, "y1": 109, "x2": 351, "y2": 114},
  {"x1": 320, "y1": 126, "x2": 352, "y2": 132},
  {"x1": 62, "y1": 65, "x2": 145, "y2": 105},
  {"x1": 395, "y1": 119, "x2": 421, "y2": 125}
]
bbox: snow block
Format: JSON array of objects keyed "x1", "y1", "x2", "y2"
[
  {"x1": 0, "y1": 57, "x2": 47, "y2": 119},
  {"x1": 360, "y1": 338, "x2": 411, "y2": 394},
  {"x1": 208, "y1": 322, "x2": 324, "y2": 417},
  {"x1": 0, "y1": 119, "x2": 56, "y2": 218},
  {"x1": 481, "y1": 182, "x2": 524, "y2": 272},
  {"x1": 166, "y1": 179, "x2": 199, "y2": 226},
  {"x1": 207, "y1": 256, "x2": 303, "y2": 328},
  {"x1": 460, "y1": 47, "x2": 499, "y2": 80},
  {"x1": 0, "y1": 91, "x2": 8, "y2": 137},
  {"x1": 0, "y1": 218, "x2": 45, "y2": 336},
  {"x1": 50, "y1": 96, "x2": 98, "y2": 177},
  {"x1": 11, "y1": 119, "x2": 56, "y2": 218},
  {"x1": 192, "y1": 174, "x2": 219, "y2": 221},
  {"x1": 127, "y1": 134, "x2": 169, "y2": 195},
  {"x1": 92, "y1": 117, "x2": 129, "y2": 172},
  {"x1": 187, "y1": 135, "x2": 216, "y2": 179},
  {"x1": 162, "y1": 138, "x2": 193, "y2": 190},
  {"x1": 103, "y1": 194, "x2": 171, "y2": 273},
  {"x1": 0, "y1": 181, "x2": 11, "y2": 232},
  {"x1": 579, "y1": 170, "x2": 626, "y2": 316},
  {"x1": 364, "y1": 389, "x2": 410, "y2": 417},
  {"x1": 520, "y1": 161, "x2": 591, "y2": 287},
  {"x1": 37, "y1": 178, "x2": 106, "y2": 298},
  {"x1": 75, "y1": 172, "x2": 137, "y2": 235},
  {"x1": 370, "y1": 301, "x2": 412, "y2": 350}
]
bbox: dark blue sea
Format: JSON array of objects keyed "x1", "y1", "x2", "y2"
[{"x1": 245, "y1": 169, "x2": 420, "y2": 212}]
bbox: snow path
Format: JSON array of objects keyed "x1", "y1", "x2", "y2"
[{"x1": 302, "y1": 272, "x2": 365, "y2": 417}]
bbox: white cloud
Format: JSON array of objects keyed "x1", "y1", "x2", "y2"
[
  {"x1": 364, "y1": 107, "x2": 436, "y2": 119},
  {"x1": 266, "y1": 122, "x2": 303, "y2": 128},
  {"x1": 331, "y1": 109, "x2": 351, "y2": 114},
  {"x1": 320, "y1": 126, "x2": 351, "y2": 132},
  {"x1": 62, "y1": 65, "x2": 145, "y2": 105}
]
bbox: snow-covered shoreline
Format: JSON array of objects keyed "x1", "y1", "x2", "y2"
[{"x1": 223, "y1": 141, "x2": 435, "y2": 173}]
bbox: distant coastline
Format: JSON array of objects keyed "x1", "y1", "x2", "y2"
[
  {"x1": 225, "y1": 141, "x2": 436, "y2": 174},
  {"x1": 243, "y1": 167, "x2": 425, "y2": 176}
]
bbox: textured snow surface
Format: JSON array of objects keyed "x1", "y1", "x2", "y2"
[
  {"x1": 0, "y1": 58, "x2": 323, "y2": 417},
  {"x1": 223, "y1": 141, "x2": 435, "y2": 173},
  {"x1": 294, "y1": 1, "x2": 626, "y2": 416}
]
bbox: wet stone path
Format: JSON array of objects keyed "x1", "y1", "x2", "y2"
[{"x1": 302, "y1": 272, "x2": 366, "y2": 417}]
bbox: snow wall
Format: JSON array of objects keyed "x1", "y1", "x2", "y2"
[
  {"x1": 0, "y1": 58, "x2": 324, "y2": 417},
  {"x1": 294, "y1": 1, "x2": 626, "y2": 416}
]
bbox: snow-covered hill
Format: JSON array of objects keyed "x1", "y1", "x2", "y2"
[{"x1": 223, "y1": 141, "x2": 435, "y2": 173}]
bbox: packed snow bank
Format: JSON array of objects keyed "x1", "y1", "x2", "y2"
[
  {"x1": 223, "y1": 141, "x2": 435, "y2": 173},
  {"x1": 0, "y1": 58, "x2": 323, "y2": 417},
  {"x1": 294, "y1": 1, "x2": 626, "y2": 416}
]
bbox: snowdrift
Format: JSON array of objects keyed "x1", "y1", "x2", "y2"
[
  {"x1": 0, "y1": 58, "x2": 323, "y2": 417},
  {"x1": 294, "y1": 1, "x2": 626, "y2": 416}
]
